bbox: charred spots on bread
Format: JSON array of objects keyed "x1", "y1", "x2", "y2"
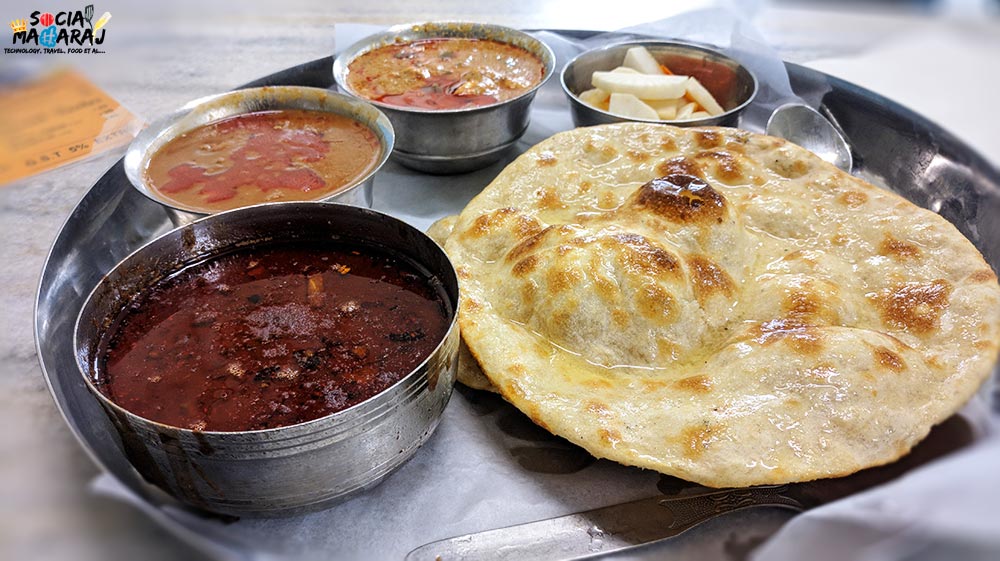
[
  {"x1": 673, "y1": 374, "x2": 713, "y2": 393},
  {"x1": 608, "y1": 232, "x2": 681, "y2": 277},
  {"x1": 511, "y1": 254, "x2": 540, "y2": 277},
  {"x1": 535, "y1": 151, "x2": 558, "y2": 166},
  {"x1": 969, "y1": 269, "x2": 998, "y2": 284},
  {"x1": 680, "y1": 422, "x2": 724, "y2": 460},
  {"x1": 506, "y1": 224, "x2": 576, "y2": 262},
  {"x1": 545, "y1": 267, "x2": 584, "y2": 294},
  {"x1": 872, "y1": 346, "x2": 906, "y2": 373},
  {"x1": 838, "y1": 190, "x2": 869, "y2": 208},
  {"x1": 465, "y1": 207, "x2": 545, "y2": 243},
  {"x1": 636, "y1": 282, "x2": 676, "y2": 320},
  {"x1": 632, "y1": 174, "x2": 726, "y2": 224},
  {"x1": 686, "y1": 254, "x2": 735, "y2": 302},
  {"x1": 694, "y1": 150, "x2": 746, "y2": 183},
  {"x1": 878, "y1": 234, "x2": 922, "y2": 261},
  {"x1": 465, "y1": 207, "x2": 519, "y2": 239},
  {"x1": 656, "y1": 156, "x2": 703, "y2": 178},
  {"x1": 694, "y1": 130, "x2": 723, "y2": 149},
  {"x1": 536, "y1": 186, "x2": 567, "y2": 210},
  {"x1": 752, "y1": 319, "x2": 824, "y2": 356},
  {"x1": 873, "y1": 280, "x2": 952, "y2": 335}
]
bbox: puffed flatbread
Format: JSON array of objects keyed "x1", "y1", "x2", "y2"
[
  {"x1": 427, "y1": 215, "x2": 496, "y2": 392},
  {"x1": 443, "y1": 123, "x2": 1000, "y2": 487}
]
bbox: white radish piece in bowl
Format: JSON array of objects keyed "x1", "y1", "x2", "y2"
[
  {"x1": 608, "y1": 93, "x2": 659, "y2": 120},
  {"x1": 622, "y1": 46, "x2": 664, "y2": 75},
  {"x1": 591, "y1": 71, "x2": 689, "y2": 100}
]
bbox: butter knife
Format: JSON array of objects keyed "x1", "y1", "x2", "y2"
[{"x1": 405, "y1": 485, "x2": 809, "y2": 561}]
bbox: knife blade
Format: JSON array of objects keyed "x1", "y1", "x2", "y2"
[{"x1": 405, "y1": 485, "x2": 809, "y2": 561}]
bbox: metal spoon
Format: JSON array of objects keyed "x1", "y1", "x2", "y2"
[{"x1": 766, "y1": 102, "x2": 853, "y2": 172}]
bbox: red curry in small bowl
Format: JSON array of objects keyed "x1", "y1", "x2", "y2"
[{"x1": 346, "y1": 37, "x2": 546, "y2": 110}]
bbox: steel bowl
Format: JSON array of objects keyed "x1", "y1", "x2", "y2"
[
  {"x1": 123, "y1": 86, "x2": 395, "y2": 225},
  {"x1": 561, "y1": 40, "x2": 758, "y2": 128},
  {"x1": 73, "y1": 202, "x2": 459, "y2": 517},
  {"x1": 332, "y1": 22, "x2": 556, "y2": 174}
]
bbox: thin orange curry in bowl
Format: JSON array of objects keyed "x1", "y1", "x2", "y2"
[
  {"x1": 144, "y1": 109, "x2": 381, "y2": 213},
  {"x1": 346, "y1": 38, "x2": 546, "y2": 110}
]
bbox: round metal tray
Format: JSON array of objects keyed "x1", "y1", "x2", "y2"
[{"x1": 34, "y1": 48, "x2": 1000, "y2": 556}]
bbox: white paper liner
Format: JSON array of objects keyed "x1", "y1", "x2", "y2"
[{"x1": 88, "y1": 13, "x2": 1000, "y2": 561}]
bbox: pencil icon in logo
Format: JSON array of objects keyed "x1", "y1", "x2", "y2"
[{"x1": 93, "y1": 11, "x2": 112, "y2": 31}]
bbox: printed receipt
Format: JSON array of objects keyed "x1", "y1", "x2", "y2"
[{"x1": 0, "y1": 68, "x2": 142, "y2": 185}]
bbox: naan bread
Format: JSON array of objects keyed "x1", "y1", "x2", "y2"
[
  {"x1": 428, "y1": 215, "x2": 497, "y2": 392},
  {"x1": 444, "y1": 123, "x2": 1000, "y2": 487}
]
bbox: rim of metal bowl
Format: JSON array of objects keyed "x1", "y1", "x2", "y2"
[
  {"x1": 560, "y1": 39, "x2": 759, "y2": 126},
  {"x1": 332, "y1": 20, "x2": 556, "y2": 115},
  {"x1": 73, "y1": 201, "x2": 459, "y2": 437},
  {"x1": 122, "y1": 86, "x2": 395, "y2": 216}
]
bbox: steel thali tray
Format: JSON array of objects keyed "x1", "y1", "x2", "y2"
[{"x1": 34, "y1": 36, "x2": 1000, "y2": 559}]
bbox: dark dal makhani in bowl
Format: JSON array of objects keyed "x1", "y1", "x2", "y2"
[
  {"x1": 100, "y1": 241, "x2": 450, "y2": 432},
  {"x1": 124, "y1": 87, "x2": 394, "y2": 217},
  {"x1": 74, "y1": 203, "x2": 460, "y2": 515}
]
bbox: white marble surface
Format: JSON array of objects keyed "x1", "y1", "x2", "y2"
[{"x1": 2, "y1": 2, "x2": 998, "y2": 560}]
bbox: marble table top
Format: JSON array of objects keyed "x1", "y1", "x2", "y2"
[{"x1": 3, "y1": 1, "x2": 998, "y2": 559}]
